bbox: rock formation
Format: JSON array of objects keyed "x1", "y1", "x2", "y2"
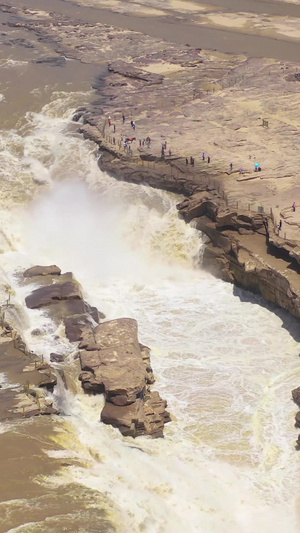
[
  {"x1": 76, "y1": 319, "x2": 170, "y2": 437},
  {"x1": 23, "y1": 265, "x2": 170, "y2": 437},
  {"x1": 0, "y1": 322, "x2": 58, "y2": 421},
  {"x1": 23, "y1": 265, "x2": 61, "y2": 277}
]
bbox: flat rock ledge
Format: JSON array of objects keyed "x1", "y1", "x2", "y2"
[{"x1": 23, "y1": 265, "x2": 170, "y2": 438}]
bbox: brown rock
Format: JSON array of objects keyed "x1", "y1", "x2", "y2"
[
  {"x1": 238, "y1": 228, "x2": 254, "y2": 235},
  {"x1": 292, "y1": 386, "x2": 300, "y2": 407},
  {"x1": 25, "y1": 281, "x2": 82, "y2": 309},
  {"x1": 295, "y1": 411, "x2": 300, "y2": 428},
  {"x1": 64, "y1": 314, "x2": 96, "y2": 342},
  {"x1": 177, "y1": 192, "x2": 219, "y2": 223},
  {"x1": 196, "y1": 216, "x2": 232, "y2": 253},
  {"x1": 101, "y1": 391, "x2": 170, "y2": 438},
  {"x1": 24, "y1": 265, "x2": 61, "y2": 277},
  {"x1": 108, "y1": 60, "x2": 164, "y2": 85},
  {"x1": 78, "y1": 318, "x2": 170, "y2": 437},
  {"x1": 50, "y1": 353, "x2": 64, "y2": 363}
]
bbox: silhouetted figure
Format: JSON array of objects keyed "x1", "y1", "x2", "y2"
[
  {"x1": 230, "y1": 163, "x2": 233, "y2": 172},
  {"x1": 207, "y1": 156, "x2": 210, "y2": 164},
  {"x1": 293, "y1": 202, "x2": 296, "y2": 212},
  {"x1": 122, "y1": 114, "x2": 125, "y2": 124},
  {"x1": 202, "y1": 152, "x2": 205, "y2": 161},
  {"x1": 278, "y1": 219, "x2": 282, "y2": 231},
  {"x1": 186, "y1": 158, "x2": 189, "y2": 165}
]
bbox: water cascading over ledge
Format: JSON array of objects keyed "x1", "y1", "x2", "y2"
[{"x1": 24, "y1": 264, "x2": 171, "y2": 437}]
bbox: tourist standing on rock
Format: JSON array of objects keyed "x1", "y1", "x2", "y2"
[
  {"x1": 207, "y1": 156, "x2": 210, "y2": 164},
  {"x1": 202, "y1": 152, "x2": 205, "y2": 161},
  {"x1": 186, "y1": 158, "x2": 189, "y2": 165},
  {"x1": 122, "y1": 114, "x2": 125, "y2": 124},
  {"x1": 230, "y1": 163, "x2": 233, "y2": 172},
  {"x1": 293, "y1": 202, "x2": 296, "y2": 212},
  {"x1": 278, "y1": 219, "x2": 283, "y2": 232}
]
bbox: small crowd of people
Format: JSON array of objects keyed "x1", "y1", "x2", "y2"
[{"x1": 108, "y1": 113, "x2": 269, "y2": 180}]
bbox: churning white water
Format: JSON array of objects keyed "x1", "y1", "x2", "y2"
[{"x1": 1, "y1": 93, "x2": 300, "y2": 532}]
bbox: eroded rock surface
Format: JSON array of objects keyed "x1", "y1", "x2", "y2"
[
  {"x1": 78, "y1": 318, "x2": 170, "y2": 437},
  {"x1": 25, "y1": 281, "x2": 82, "y2": 309},
  {"x1": 24, "y1": 265, "x2": 61, "y2": 277},
  {"x1": 0, "y1": 327, "x2": 58, "y2": 421},
  {"x1": 23, "y1": 266, "x2": 169, "y2": 437}
]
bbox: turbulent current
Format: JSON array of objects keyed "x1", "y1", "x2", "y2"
[{"x1": 1, "y1": 88, "x2": 300, "y2": 531}]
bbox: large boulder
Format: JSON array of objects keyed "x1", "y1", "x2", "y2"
[
  {"x1": 292, "y1": 386, "x2": 300, "y2": 407},
  {"x1": 78, "y1": 318, "x2": 170, "y2": 437},
  {"x1": 79, "y1": 319, "x2": 146, "y2": 405},
  {"x1": 101, "y1": 392, "x2": 170, "y2": 438},
  {"x1": 25, "y1": 281, "x2": 82, "y2": 309},
  {"x1": 64, "y1": 313, "x2": 98, "y2": 342},
  {"x1": 24, "y1": 265, "x2": 61, "y2": 277}
]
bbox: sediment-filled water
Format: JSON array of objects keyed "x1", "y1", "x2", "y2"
[{"x1": 1, "y1": 5, "x2": 300, "y2": 532}]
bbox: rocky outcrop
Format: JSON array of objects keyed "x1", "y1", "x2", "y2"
[
  {"x1": 25, "y1": 274, "x2": 99, "y2": 322},
  {"x1": 77, "y1": 318, "x2": 170, "y2": 438},
  {"x1": 176, "y1": 192, "x2": 300, "y2": 320},
  {"x1": 25, "y1": 281, "x2": 82, "y2": 309},
  {"x1": 23, "y1": 266, "x2": 170, "y2": 437},
  {"x1": 24, "y1": 265, "x2": 61, "y2": 277},
  {"x1": 108, "y1": 61, "x2": 164, "y2": 85},
  {"x1": 0, "y1": 325, "x2": 58, "y2": 420},
  {"x1": 292, "y1": 386, "x2": 300, "y2": 407}
]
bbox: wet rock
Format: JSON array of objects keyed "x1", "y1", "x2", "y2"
[
  {"x1": 78, "y1": 318, "x2": 170, "y2": 437},
  {"x1": 25, "y1": 281, "x2": 82, "y2": 309},
  {"x1": 24, "y1": 265, "x2": 61, "y2": 277},
  {"x1": 33, "y1": 56, "x2": 66, "y2": 67},
  {"x1": 50, "y1": 353, "x2": 64, "y2": 363},
  {"x1": 295, "y1": 411, "x2": 300, "y2": 428},
  {"x1": 79, "y1": 318, "x2": 146, "y2": 405},
  {"x1": 292, "y1": 386, "x2": 300, "y2": 407},
  {"x1": 31, "y1": 328, "x2": 44, "y2": 336},
  {"x1": 64, "y1": 313, "x2": 97, "y2": 342},
  {"x1": 101, "y1": 391, "x2": 170, "y2": 438}
]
